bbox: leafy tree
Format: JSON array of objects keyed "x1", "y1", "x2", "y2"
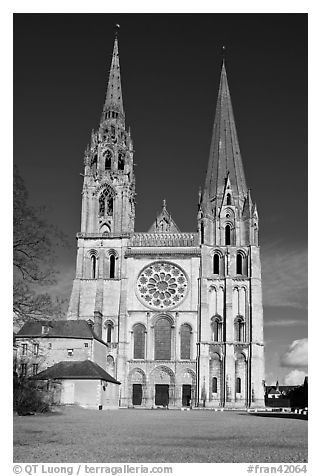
[{"x1": 13, "y1": 165, "x2": 66, "y2": 324}]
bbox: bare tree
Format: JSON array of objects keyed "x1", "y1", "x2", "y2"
[{"x1": 13, "y1": 165, "x2": 67, "y2": 324}]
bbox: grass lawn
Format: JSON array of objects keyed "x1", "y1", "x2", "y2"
[{"x1": 13, "y1": 407, "x2": 308, "y2": 463}]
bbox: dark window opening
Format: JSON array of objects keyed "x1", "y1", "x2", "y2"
[
  {"x1": 225, "y1": 225, "x2": 231, "y2": 245},
  {"x1": 118, "y1": 152, "x2": 125, "y2": 171},
  {"x1": 105, "y1": 150, "x2": 112, "y2": 170},
  {"x1": 237, "y1": 253, "x2": 243, "y2": 274},
  {"x1": 32, "y1": 364, "x2": 38, "y2": 376},
  {"x1": 226, "y1": 193, "x2": 231, "y2": 205},
  {"x1": 109, "y1": 254, "x2": 116, "y2": 278},
  {"x1": 106, "y1": 323, "x2": 113, "y2": 343},
  {"x1": 212, "y1": 377, "x2": 218, "y2": 393},
  {"x1": 213, "y1": 253, "x2": 220, "y2": 274},
  {"x1": 91, "y1": 255, "x2": 97, "y2": 279},
  {"x1": 236, "y1": 377, "x2": 241, "y2": 393}
]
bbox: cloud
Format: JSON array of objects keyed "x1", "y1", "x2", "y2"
[
  {"x1": 284, "y1": 369, "x2": 307, "y2": 386},
  {"x1": 265, "y1": 319, "x2": 306, "y2": 327},
  {"x1": 261, "y1": 244, "x2": 308, "y2": 310},
  {"x1": 280, "y1": 338, "x2": 308, "y2": 368}
]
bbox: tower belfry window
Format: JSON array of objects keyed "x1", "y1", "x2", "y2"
[
  {"x1": 99, "y1": 189, "x2": 114, "y2": 217},
  {"x1": 226, "y1": 193, "x2": 231, "y2": 205},
  {"x1": 118, "y1": 151, "x2": 125, "y2": 171},
  {"x1": 109, "y1": 254, "x2": 116, "y2": 279},
  {"x1": 237, "y1": 253, "x2": 243, "y2": 274},
  {"x1": 213, "y1": 253, "x2": 220, "y2": 274},
  {"x1": 225, "y1": 225, "x2": 231, "y2": 245},
  {"x1": 91, "y1": 255, "x2": 97, "y2": 279},
  {"x1": 104, "y1": 150, "x2": 112, "y2": 170}
]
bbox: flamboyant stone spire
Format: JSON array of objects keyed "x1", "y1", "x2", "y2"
[
  {"x1": 204, "y1": 60, "x2": 247, "y2": 203},
  {"x1": 101, "y1": 27, "x2": 125, "y2": 125}
]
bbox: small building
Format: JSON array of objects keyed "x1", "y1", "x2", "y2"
[
  {"x1": 31, "y1": 360, "x2": 120, "y2": 409},
  {"x1": 15, "y1": 319, "x2": 115, "y2": 378},
  {"x1": 264, "y1": 382, "x2": 298, "y2": 408}
]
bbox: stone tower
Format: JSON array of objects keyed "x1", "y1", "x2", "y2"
[
  {"x1": 197, "y1": 61, "x2": 265, "y2": 407},
  {"x1": 67, "y1": 32, "x2": 135, "y2": 356}
]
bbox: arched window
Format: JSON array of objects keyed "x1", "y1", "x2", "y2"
[
  {"x1": 91, "y1": 255, "x2": 97, "y2": 279},
  {"x1": 109, "y1": 254, "x2": 116, "y2": 279},
  {"x1": 99, "y1": 189, "x2": 113, "y2": 217},
  {"x1": 226, "y1": 193, "x2": 231, "y2": 205},
  {"x1": 106, "y1": 322, "x2": 113, "y2": 343},
  {"x1": 212, "y1": 377, "x2": 218, "y2": 393},
  {"x1": 236, "y1": 252, "x2": 243, "y2": 275},
  {"x1": 133, "y1": 324, "x2": 146, "y2": 359},
  {"x1": 118, "y1": 151, "x2": 125, "y2": 171},
  {"x1": 213, "y1": 253, "x2": 220, "y2": 274},
  {"x1": 104, "y1": 150, "x2": 112, "y2": 170},
  {"x1": 235, "y1": 316, "x2": 245, "y2": 342},
  {"x1": 225, "y1": 225, "x2": 231, "y2": 245},
  {"x1": 211, "y1": 316, "x2": 222, "y2": 342},
  {"x1": 154, "y1": 317, "x2": 171, "y2": 360},
  {"x1": 236, "y1": 377, "x2": 241, "y2": 393},
  {"x1": 180, "y1": 324, "x2": 192, "y2": 360}
]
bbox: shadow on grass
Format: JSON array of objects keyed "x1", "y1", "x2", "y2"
[{"x1": 244, "y1": 412, "x2": 307, "y2": 421}]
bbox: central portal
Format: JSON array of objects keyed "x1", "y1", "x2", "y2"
[{"x1": 155, "y1": 384, "x2": 169, "y2": 407}]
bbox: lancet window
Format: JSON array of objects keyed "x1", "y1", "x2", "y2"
[{"x1": 99, "y1": 189, "x2": 114, "y2": 217}]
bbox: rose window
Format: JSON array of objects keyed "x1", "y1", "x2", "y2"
[{"x1": 137, "y1": 262, "x2": 188, "y2": 309}]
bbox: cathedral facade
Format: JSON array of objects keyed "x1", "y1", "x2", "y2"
[{"x1": 67, "y1": 34, "x2": 265, "y2": 409}]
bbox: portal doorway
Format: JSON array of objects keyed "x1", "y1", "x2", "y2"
[
  {"x1": 132, "y1": 384, "x2": 142, "y2": 406},
  {"x1": 155, "y1": 384, "x2": 169, "y2": 407},
  {"x1": 182, "y1": 384, "x2": 191, "y2": 407}
]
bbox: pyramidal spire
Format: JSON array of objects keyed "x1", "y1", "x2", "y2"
[
  {"x1": 204, "y1": 60, "x2": 247, "y2": 203},
  {"x1": 101, "y1": 26, "x2": 125, "y2": 124}
]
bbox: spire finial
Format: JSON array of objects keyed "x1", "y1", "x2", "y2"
[
  {"x1": 222, "y1": 45, "x2": 226, "y2": 65},
  {"x1": 115, "y1": 23, "x2": 120, "y2": 38},
  {"x1": 162, "y1": 199, "x2": 167, "y2": 209}
]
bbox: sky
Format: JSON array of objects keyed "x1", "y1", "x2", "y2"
[{"x1": 13, "y1": 13, "x2": 308, "y2": 385}]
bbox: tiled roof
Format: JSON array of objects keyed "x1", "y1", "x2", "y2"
[
  {"x1": 16, "y1": 320, "x2": 106, "y2": 346},
  {"x1": 31, "y1": 360, "x2": 120, "y2": 384}
]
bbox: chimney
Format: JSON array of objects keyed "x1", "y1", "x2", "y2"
[{"x1": 94, "y1": 311, "x2": 103, "y2": 339}]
